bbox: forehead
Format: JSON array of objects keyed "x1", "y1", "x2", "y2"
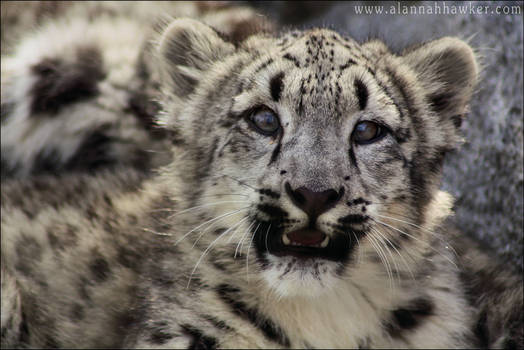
[
  {"x1": 279, "y1": 29, "x2": 368, "y2": 69},
  {"x1": 244, "y1": 30, "x2": 378, "y2": 118},
  {"x1": 232, "y1": 29, "x2": 401, "y2": 128}
]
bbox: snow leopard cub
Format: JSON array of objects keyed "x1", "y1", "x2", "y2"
[{"x1": 1, "y1": 11, "x2": 522, "y2": 350}]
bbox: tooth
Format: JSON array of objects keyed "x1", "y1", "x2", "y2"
[
  {"x1": 282, "y1": 234, "x2": 291, "y2": 245},
  {"x1": 320, "y1": 235, "x2": 330, "y2": 248}
]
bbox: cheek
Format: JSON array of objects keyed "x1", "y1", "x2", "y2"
[{"x1": 355, "y1": 144, "x2": 408, "y2": 192}]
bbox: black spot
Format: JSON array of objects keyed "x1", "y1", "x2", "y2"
[
  {"x1": 126, "y1": 91, "x2": 162, "y2": 135},
  {"x1": 253, "y1": 58, "x2": 274, "y2": 74},
  {"x1": 429, "y1": 92, "x2": 454, "y2": 113},
  {"x1": 149, "y1": 330, "x2": 175, "y2": 345},
  {"x1": 349, "y1": 147, "x2": 359, "y2": 171},
  {"x1": 386, "y1": 298, "x2": 434, "y2": 338},
  {"x1": 64, "y1": 129, "x2": 114, "y2": 171},
  {"x1": 348, "y1": 198, "x2": 371, "y2": 206},
  {"x1": 283, "y1": 53, "x2": 300, "y2": 68},
  {"x1": 86, "y1": 206, "x2": 99, "y2": 221},
  {"x1": 257, "y1": 204, "x2": 288, "y2": 219},
  {"x1": 47, "y1": 223, "x2": 78, "y2": 251},
  {"x1": 30, "y1": 46, "x2": 105, "y2": 115},
  {"x1": 14, "y1": 234, "x2": 42, "y2": 277},
  {"x1": 32, "y1": 149, "x2": 61, "y2": 175},
  {"x1": 474, "y1": 310, "x2": 490, "y2": 348},
  {"x1": 209, "y1": 255, "x2": 228, "y2": 271},
  {"x1": 450, "y1": 114, "x2": 463, "y2": 129},
  {"x1": 44, "y1": 335, "x2": 60, "y2": 348},
  {"x1": 280, "y1": 170, "x2": 287, "y2": 175},
  {"x1": 338, "y1": 214, "x2": 368, "y2": 224},
  {"x1": 116, "y1": 308, "x2": 139, "y2": 333},
  {"x1": 201, "y1": 314, "x2": 233, "y2": 332},
  {"x1": 339, "y1": 58, "x2": 356, "y2": 70},
  {"x1": 354, "y1": 79, "x2": 368, "y2": 110},
  {"x1": 216, "y1": 284, "x2": 290, "y2": 347},
  {"x1": 259, "y1": 189, "x2": 280, "y2": 199},
  {"x1": 270, "y1": 72, "x2": 285, "y2": 102},
  {"x1": 298, "y1": 78, "x2": 306, "y2": 115},
  {"x1": 78, "y1": 276, "x2": 92, "y2": 302},
  {"x1": 89, "y1": 255, "x2": 111, "y2": 283},
  {"x1": 181, "y1": 324, "x2": 218, "y2": 349},
  {"x1": 269, "y1": 141, "x2": 281, "y2": 165},
  {"x1": 70, "y1": 303, "x2": 85, "y2": 321},
  {"x1": 117, "y1": 246, "x2": 142, "y2": 272}
]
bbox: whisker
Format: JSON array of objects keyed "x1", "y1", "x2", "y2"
[
  {"x1": 372, "y1": 227, "x2": 416, "y2": 282},
  {"x1": 235, "y1": 221, "x2": 256, "y2": 258},
  {"x1": 187, "y1": 217, "x2": 249, "y2": 288},
  {"x1": 350, "y1": 231, "x2": 362, "y2": 266},
  {"x1": 198, "y1": 193, "x2": 250, "y2": 198},
  {"x1": 227, "y1": 218, "x2": 250, "y2": 244},
  {"x1": 372, "y1": 218, "x2": 457, "y2": 269},
  {"x1": 215, "y1": 174, "x2": 258, "y2": 191},
  {"x1": 174, "y1": 207, "x2": 250, "y2": 247},
  {"x1": 265, "y1": 223, "x2": 272, "y2": 254},
  {"x1": 237, "y1": 221, "x2": 252, "y2": 257},
  {"x1": 366, "y1": 233, "x2": 394, "y2": 291},
  {"x1": 374, "y1": 213, "x2": 458, "y2": 257},
  {"x1": 246, "y1": 222, "x2": 261, "y2": 281},
  {"x1": 142, "y1": 227, "x2": 173, "y2": 236},
  {"x1": 168, "y1": 200, "x2": 250, "y2": 219},
  {"x1": 370, "y1": 228, "x2": 403, "y2": 287}
]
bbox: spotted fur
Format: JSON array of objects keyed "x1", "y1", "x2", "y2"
[{"x1": 1, "y1": 3, "x2": 522, "y2": 349}]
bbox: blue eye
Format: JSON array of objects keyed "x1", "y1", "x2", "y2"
[
  {"x1": 352, "y1": 121, "x2": 384, "y2": 144},
  {"x1": 250, "y1": 108, "x2": 280, "y2": 135}
]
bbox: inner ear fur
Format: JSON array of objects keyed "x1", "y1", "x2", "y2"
[
  {"x1": 157, "y1": 18, "x2": 235, "y2": 97},
  {"x1": 403, "y1": 37, "x2": 479, "y2": 119}
]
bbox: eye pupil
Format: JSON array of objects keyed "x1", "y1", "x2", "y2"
[
  {"x1": 251, "y1": 109, "x2": 280, "y2": 135},
  {"x1": 353, "y1": 121, "x2": 382, "y2": 144}
]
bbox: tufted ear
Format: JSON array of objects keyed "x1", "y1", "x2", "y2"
[
  {"x1": 157, "y1": 18, "x2": 235, "y2": 97},
  {"x1": 403, "y1": 37, "x2": 478, "y2": 122}
]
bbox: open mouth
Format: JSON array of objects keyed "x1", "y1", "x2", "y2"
[
  {"x1": 275, "y1": 228, "x2": 332, "y2": 259},
  {"x1": 282, "y1": 229, "x2": 330, "y2": 248},
  {"x1": 252, "y1": 221, "x2": 355, "y2": 262}
]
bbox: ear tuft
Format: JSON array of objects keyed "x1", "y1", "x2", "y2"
[
  {"x1": 157, "y1": 18, "x2": 235, "y2": 97},
  {"x1": 403, "y1": 37, "x2": 478, "y2": 119}
]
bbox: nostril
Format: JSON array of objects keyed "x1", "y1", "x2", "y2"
[
  {"x1": 326, "y1": 190, "x2": 339, "y2": 203},
  {"x1": 285, "y1": 182, "x2": 305, "y2": 205},
  {"x1": 328, "y1": 187, "x2": 344, "y2": 204}
]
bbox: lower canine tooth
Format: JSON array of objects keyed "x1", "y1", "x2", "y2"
[
  {"x1": 282, "y1": 234, "x2": 291, "y2": 245},
  {"x1": 320, "y1": 235, "x2": 330, "y2": 248}
]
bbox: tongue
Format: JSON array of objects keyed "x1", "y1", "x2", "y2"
[{"x1": 287, "y1": 229, "x2": 326, "y2": 246}]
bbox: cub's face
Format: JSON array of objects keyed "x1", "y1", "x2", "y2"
[{"x1": 157, "y1": 20, "x2": 477, "y2": 296}]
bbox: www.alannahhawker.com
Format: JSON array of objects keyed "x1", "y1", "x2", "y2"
[{"x1": 354, "y1": 1, "x2": 522, "y2": 16}]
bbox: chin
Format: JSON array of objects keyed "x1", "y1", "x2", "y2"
[
  {"x1": 252, "y1": 220, "x2": 356, "y2": 297},
  {"x1": 260, "y1": 253, "x2": 344, "y2": 298}
]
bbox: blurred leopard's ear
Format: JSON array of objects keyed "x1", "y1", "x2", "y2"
[
  {"x1": 403, "y1": 37, "x2": 478, "y2": 120},
  {"x1": 157, "y1": 18, "x2": 235, "y2": 98}
]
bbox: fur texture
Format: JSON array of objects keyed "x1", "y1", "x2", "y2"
[{"x1": 1, "y1": 2, "x2": 522, "y2": 349}]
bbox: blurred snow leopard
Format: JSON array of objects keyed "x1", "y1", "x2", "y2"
[{"x1": 1, "y1": 2, "x2": 522, "y2": 349}]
